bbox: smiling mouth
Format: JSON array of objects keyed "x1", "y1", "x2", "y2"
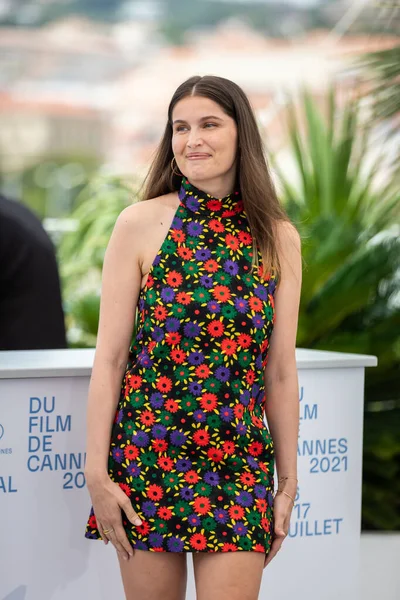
[{"x1": 187, "y1": 155, "x2": 210, "y2": 159}]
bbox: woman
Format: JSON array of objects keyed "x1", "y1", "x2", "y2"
[{"x1": 84, "y1": 74, "x2": 301, "y2": 600}]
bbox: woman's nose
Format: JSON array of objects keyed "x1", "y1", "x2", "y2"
[{"x1": 187, "y1": 129, "x2": 203, "y2": 147}]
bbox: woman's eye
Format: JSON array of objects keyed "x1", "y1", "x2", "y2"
[{"x1": 174, "y1": 122, "x2": 216, "y2": 133}]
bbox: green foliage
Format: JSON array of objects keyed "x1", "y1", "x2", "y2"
[
  {"x1": 271, "y1": 85, "x2": 399, "y2": 352},
  {"x1": 58, "y1": 173, "x2": 141, "y2": 347},
  {"x1": 2, "y1": 153, "x2": 99, "y2": 220},
  {"x1": 269, "y1": 85, "x2": 400, "y2": 530},
  {"x1": 354, "y1": 43, "x2": 400, "y2": 122},
  {"x1": 362, "y1": 408, "x2": 400, "y2": 530}
]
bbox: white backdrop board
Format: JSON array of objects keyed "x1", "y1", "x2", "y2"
[{"x1": 0, "y1": 348, "x2": 377, "y2": 600}]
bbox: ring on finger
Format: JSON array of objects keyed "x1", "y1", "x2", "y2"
[{"x1": 103, "y1": 527, "x2": 114, "y2": 535}]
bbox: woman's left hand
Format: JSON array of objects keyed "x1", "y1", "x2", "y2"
[{"x1": 263, "y1": 491, "x2": 294, "y2": 568}]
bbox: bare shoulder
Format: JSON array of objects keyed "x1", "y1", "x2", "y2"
[
  {"x1": 117, "y1": 191, "x2": 178, "y2": 232},
  {"x1": 275, "y1": 219, "x2": 302, "y2": 284},
  {"x1": 275, "y1": 219, "x2": 301, "y2": 254}
]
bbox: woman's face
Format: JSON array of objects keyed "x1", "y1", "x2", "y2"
[{"x1": 171, "y1": 95, "x2": 238, "y2": 187}]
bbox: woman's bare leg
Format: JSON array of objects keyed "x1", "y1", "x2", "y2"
[
  {"x1": 192, "y1": 551, "x2": 265, "y2": 600},
  {"x1": 118, "y1": 549, "x2": 188, "y2": 600}
]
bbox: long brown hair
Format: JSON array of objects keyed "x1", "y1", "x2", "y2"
[{"x1": 139, "y1": 74, "x2": 292, "y2": 283}]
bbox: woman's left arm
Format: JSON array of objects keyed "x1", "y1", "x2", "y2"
[{"x1": 263, "y1": 220, "x2": 302, "y2": 566}]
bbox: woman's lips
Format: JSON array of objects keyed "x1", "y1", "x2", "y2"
[{"x1": 187, "y1": 154, "x2": 210, "y2": 160}]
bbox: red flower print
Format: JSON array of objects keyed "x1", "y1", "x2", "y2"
[
  {"x1": 170, "y1": 349, "x2": 187, "y2": 363},
  {"x1": 254, "y1": 543, "x2": 265, "y2": 553},
  {"x1": 193, "y1": 429, "x2": 210, "y2": 447},
  {"x1": 222, "y1": 440, "x2": 235, "y2": 455},
  {"x1": 165, "y1": 331, "x2": 182, "y2": 346},
  {"x1": 193, "y1": 496, "x2": 211, "y2": 515},
  {"x1": 261, "y1": 517, "x2": 271, "y2": 533},
  {"x1": 88, "y1": 515, "x2": 97, "y2": 529},
  {"x1": 237, "y1": 333, "x2": 252, "y2": 348},
  {"x1": 228, "y1": 504, "x2": 245, "y2": 520},
  {"x1": 212, "y1": 285, "x2": 231, "y2": 302},
  {"x1": 129, "y1": 373, "x2": 143, "y2": 390},
  {"x1": 137, "y1": 520, "x2": 150, "y2": 535},
  {"x1": 124, "y1": 444, "x2": 139, "y2": 460},
  {"x1": 207, "y1": 447, "x2": 224, "y2": 462},
  {"x1": 220, "y1": 338, "x2": 238, "y2": 356},
  {"x1": 199, "y1": 393, "x2": 218, "y2": 412},
  {"x1": 222, "y1": 542, "x2": 238, "y2": 552},
  {"x1": 154, "y1": 305, "x2": 168, "y2": 320},
  {"x1": 177, "y1": 246, "x2": 193, "y2": 261},
  {"x1": 140, "y1": 410, "x2": 156, "y2": 427},
  {"x1": 209, "y1": 219, "x2": 225, "y2": 233},
  {"x1": 157, "y1": 456, "x2": 174, "y2": 471},
  {"x1": 225, "y1": 233, "x2": 239, "y2": 251},
  {"x1": 147, "y1": 484, "x2": 164, "y2": 501},
  {"x1": 184, "y1": 470, "x2": 200, "y2": 484},
  {"x1": 158, "y1": 506, "x2": 173, "y2": 519},
  {"x1": 156, "y1": 376, "x2": 173, "y2": 394},
  {"x1": 240, "y1": 472, "x2": 256, "y2": 486},
  {"x1": 165, "y1": 398, "x2": 180, "y2": 413},
  {"x1": 152, "y1": 438, "x2": 168, "y2": 452},
  {"x1": 251, "y1": 415, "x2": 264, "y2": 428},
  {"x1": 207, "y1": 199, "x2": 223, "y2": 212},
  {"x1": 207, "y1": 320, "x2": 225, "y2": 337},
  {"x1": 245, "y1": 370, "x2": 256, "y2": 386},
  {"x1": 233, "y1": 404, "x2": 244, "y2": 419},
  {"x1": 171, "y1": 229, "x2": 186, "y2": 244},
  {"x1": 195, "y1": 363, "x2": 211, "y2": 379},
  {"x1": 204, "y1": 258, "x2": 220, "y2": 274},
  {"x1": 119, "y1": 483, "x2": 131, "y2": 497},
  {"x1": 238, "y1": 230, "x2": 252, "y2": 245},
  {"x1": 248, "y1": 441, "x2": 263, "y2": 457},
  {"x1": 144, "y1": 273, "x2": 155, "y2": 289},
  {"x1": 176, "y1": 291, "x2": 192, "y2": 304},
  {"x1": 255, "y1": 498, "x2": 267, "y2": 512},
  {"x1": 249, "y1": 296, "x2": 263, "y2": 312},
  {"x1": 259, "y1": 461, "x2": 270, "y2": 473},
  {"x1": 167, "y1": 270, "x2": 183, "y2": 287},
  {"x1": 190, "y1": 533, "x2": 207, "y2": 550},
  {"x1": 261, "y1": 337, "x2": 269, "y2": 354}
]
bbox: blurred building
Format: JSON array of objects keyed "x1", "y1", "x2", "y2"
[
  {"x1": 0, "y1": 17, "x2": 158, "y2": 172},
  {"x1": 0, "y1": 16, "x2": 397, "y2": 177}
]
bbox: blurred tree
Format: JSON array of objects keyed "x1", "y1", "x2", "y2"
[
  {"x1": 0, "y1": 153, "x2": 100, "y2": 220},
  {"x1": 269, "y1": 85, "x2": 400, "y2": 529},
  {"x1": 355, "y1": 43, "x2": 400, "y2": 122},
  {"x1": 58, "y1": 173, "x2": 140, "y2": 347}
]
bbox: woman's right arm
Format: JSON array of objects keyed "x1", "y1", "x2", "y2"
[{"x1": 84, "y1": 203, "x2": 144, "y2": 560}]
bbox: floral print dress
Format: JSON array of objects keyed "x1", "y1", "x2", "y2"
[{"x1": 85, "y1": 176, "x2": 278, "y2": 554}]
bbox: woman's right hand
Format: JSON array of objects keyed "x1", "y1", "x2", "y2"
[{"x1": 86, "y1": 472, "x2": 142, "y2": 561}]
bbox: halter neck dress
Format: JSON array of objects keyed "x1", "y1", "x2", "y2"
[{"x1": 85, "y1": 176, "x2": 278, "y2": 555}]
